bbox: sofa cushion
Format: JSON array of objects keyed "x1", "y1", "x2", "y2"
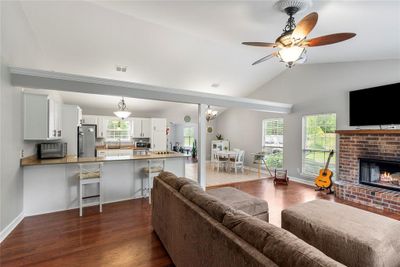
[
  {"x1": 208, "y1": 187, "x2": 269, "y2": 221},
  {"x1": 180, "y1": 183, "x2": 234, "y2": 223},
  {"x1": 157, "y1": 171, "x2": 197, "y2": 191},
  {"x1": 223, "y1": 212, "x2": 344, "y2": 267},
  {"x1": 282, "y1": 199, "x2": 400, "y2": 267}
]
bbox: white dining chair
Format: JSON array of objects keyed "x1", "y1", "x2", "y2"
[
  {"x1": 230, "y1": 150, "x2": 245, "y2": 174},
  {"x1": 216, "y1": 151, "x2": 228, "y2": 172},
  {"x1": 211, "y1": 149, "x2": 220, "y2": 171}
]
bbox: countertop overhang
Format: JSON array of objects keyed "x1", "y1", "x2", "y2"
[{"x1": 21, "y1": 153, "x2": 190, "y2": 167}]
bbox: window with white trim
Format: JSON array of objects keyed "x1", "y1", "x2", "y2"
[
  {"x1": 302, "y1": 113, "x2": 336, "y2": 177},
  {"x1": 262, "y1": 118, "x2": 284, "y2": 169},
  {"x1": 183, "y1": 127, "x2": 195, "y2": 148},
  {"x1": 105, "y1": 119, "x2": 131, "y2": 141}
]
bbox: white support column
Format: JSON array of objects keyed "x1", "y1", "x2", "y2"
[{"x1": 198, "y1": 104, "x2": 207, "y2": 189}]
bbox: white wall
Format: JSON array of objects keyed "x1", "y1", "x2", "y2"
[
  {"x1": 0, "y1": 1, "x2": 48, "y2": 233},
  {"x1": 216, "y1": 59, "x2": 400, "y2": 180}
]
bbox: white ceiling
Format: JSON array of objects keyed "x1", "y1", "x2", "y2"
[{"x1": 17, "y1": 0, "x2": 400, "y2": 110}]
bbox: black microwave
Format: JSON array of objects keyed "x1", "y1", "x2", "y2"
[{"x1": 37, "y1": 142, "x2": 67, "y2": 159}]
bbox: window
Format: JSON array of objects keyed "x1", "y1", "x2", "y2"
[
  {"x1": 262, "y1": 118, "x2": 284, "y2": 169},
  {"x1": 302, "y1": 113, "x2": 336, "y2": 177},
  {"x1": 106, "y1": 119, "x2": 131, "y2": 141},
  {"x1": 183, "y1": 127, "x2": 195, "y2": 147}
]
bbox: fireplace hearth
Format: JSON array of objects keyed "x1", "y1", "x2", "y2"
[{"x1": 360, "y1": 158, "x2": 400, "y2": 191}]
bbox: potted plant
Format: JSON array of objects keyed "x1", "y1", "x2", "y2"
[
  {"x1": 192, "y1": 139, "x2": 197, "y2": 158},
  {"x1": 216, "y1": 133, "x2": 223, "y2": 140}
]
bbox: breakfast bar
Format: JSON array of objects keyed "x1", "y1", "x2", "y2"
[{"x1": 21, "y1": 152, "x2": 189, "y2": 216}]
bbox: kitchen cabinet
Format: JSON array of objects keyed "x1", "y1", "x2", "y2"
[
  {"x1": 62, "y1": 104, "x2": 82, "y2": 155},
  {"x1": 81, "y1": 115, "x2": 108, "y2": 138},
  {"x1": 96, "y1": 117, "x2": 108, "y2": 139},
  {"x1": 151, "y1": 118, "x2": 167, "y2": 151},
  {"x1": 133, "y1": 118, "x2": 151, "y2": 138},
  {"x1": 24, "y1": 93, "x2": 63, "y2": 140},
  {"x1": 82, "y1": 115, "x2": 97, "y2": 125}
]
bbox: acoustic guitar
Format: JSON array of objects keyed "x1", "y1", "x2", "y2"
[{"x1": 314, "y1": 150, "x2": 334, "y2": 193}]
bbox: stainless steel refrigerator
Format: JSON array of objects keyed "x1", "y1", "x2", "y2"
[{"x1": 78, "y1": 125, "x2": 97, "y2": 157}]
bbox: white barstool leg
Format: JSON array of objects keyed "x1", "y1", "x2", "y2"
[
  {"x1": 99, "y1": 180, "x2": 103, "y2": 213},
  {"x1": 79, "y1": 180, "x2": 83, "y2": 217}
]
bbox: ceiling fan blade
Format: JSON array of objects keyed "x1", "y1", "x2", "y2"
[
  {"x1": 242, "y1": 42, "x2": 276, "y2": 48},
  {"x1": 292, "y1": 12, "x2": 318, "y2": 41},
  {"x1": 252, "y1": 53, "x2": 277, "y2": 65},
  {"x1": 304, "y1": 33, "x2": 356, "y2": 47}
]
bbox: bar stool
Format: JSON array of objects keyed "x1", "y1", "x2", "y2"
[
  {"x1": 78, "y1": 163, "x2": 103, "y2": 216},
  {"x1": 143, "y1": 159, "x2": 165, "y2": 204}
]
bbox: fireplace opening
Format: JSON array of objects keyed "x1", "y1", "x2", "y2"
[{"x1": 359, "y1": 158, "x2": 400, "y2": 191}]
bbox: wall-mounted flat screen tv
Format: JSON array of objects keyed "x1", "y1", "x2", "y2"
[{"x1": 349, "y1": 82, "x2": 400, "y2": 126}]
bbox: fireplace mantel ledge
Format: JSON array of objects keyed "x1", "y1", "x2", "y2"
[{"x1": 336, "y1": 129, "x2": 400, "y2": 135}]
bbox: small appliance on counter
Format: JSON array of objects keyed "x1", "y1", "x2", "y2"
[
  {"x1": 37, "y1": 142, "x2": 67, "y2": 159},
  {"x1": 134, "y1": 139, "x2": 151, "y2": 149},
  {"x1": 78, "y1": 125, "x2": 97, "y2": 157}
]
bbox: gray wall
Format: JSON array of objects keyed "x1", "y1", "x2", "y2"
[
  {"x1": 1, "y1": 1, "x2": 48, "y2": 231},
  {"x1": 216, "y1": 59, "x2": 400, "y2": 181}
]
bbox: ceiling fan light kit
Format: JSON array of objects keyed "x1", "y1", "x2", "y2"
[{"x1": 243, "y1": 0, "x2": 356, "y2": 68}]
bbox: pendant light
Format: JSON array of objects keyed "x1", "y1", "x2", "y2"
[{"x1": 114, "y1": 97, "x2": 131, "y2": 120}]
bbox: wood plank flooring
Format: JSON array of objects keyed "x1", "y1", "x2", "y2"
[{"x1": 1, "y1": 178, "x2": 399, "y2": 266}]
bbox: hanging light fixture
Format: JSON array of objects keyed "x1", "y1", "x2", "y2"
[
  {"x1": 206, "y1": 105, "x2": 218, "y2": 122},
  {"x1": 114, "y1": 97, "x2": 131, "y2": 120}
]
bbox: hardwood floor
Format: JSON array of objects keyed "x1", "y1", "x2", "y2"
[{"x1": 1, "y1": 178, "x2": 399, "y2": 266}]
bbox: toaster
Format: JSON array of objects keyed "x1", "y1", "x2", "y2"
[{"x1": 37, "y1": 142, "x2": 67, "y2": 159}]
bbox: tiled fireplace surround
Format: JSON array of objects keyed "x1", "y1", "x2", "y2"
[{"x1": 334, "y1": 130, "x2": 400, "y2": 214}]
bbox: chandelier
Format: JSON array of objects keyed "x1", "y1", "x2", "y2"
[
  {"x1": 206, "y1": 105, "x2": 218, "y2": 122},
  {"x1": 113, "y1": 97, "x2": 131, "y2": 120}
]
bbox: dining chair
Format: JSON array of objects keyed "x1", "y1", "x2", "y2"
[
  {"x1": 217, "y1": 151, "x2": 228, "y2": 172},
  {"x1": 230, "y1": 150, "x2": 245, "y2": 174}
]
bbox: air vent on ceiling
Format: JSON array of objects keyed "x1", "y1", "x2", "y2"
[{"x1": 116, "y1": 65, "x2": 127, "y2": 72}]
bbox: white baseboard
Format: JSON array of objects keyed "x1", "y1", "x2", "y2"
[
  {"x1": 24, "y1": 196, "x2": 144, "y2": 217},
  {"x1": 243, "y1": 166, "x2": 314, "y2": 186},
  {"x1": 0, "y1": 212, "x2": 24, "y2": 244}
]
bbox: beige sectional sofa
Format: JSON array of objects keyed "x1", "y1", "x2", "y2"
[{"x1": 152, "y1": 172, "x2": 343, "y2": 267}]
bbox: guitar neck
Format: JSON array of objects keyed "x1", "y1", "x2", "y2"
[{"x1": 323, "y1": 152, "x2": 333, "y2": 172}]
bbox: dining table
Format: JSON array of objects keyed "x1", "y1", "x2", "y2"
[{"x1": 217, "y1": 150, "x2": 238, "y2": 158}]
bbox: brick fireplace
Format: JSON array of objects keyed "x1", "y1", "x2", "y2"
[{"x1": 334, "y1": 130, "x2": 400, "y2": 214}]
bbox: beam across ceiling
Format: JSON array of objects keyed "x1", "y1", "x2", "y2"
[{"x1": 9, "y1": 67, "x2": 292, "y2": 113}]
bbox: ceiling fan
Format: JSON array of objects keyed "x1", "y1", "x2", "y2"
[{"x1": 242, "y1": 1, "x2": 356, "y2": 68}]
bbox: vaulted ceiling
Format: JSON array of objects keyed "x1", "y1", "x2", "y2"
[{"x1": 17, "y1": 0, "x2": 400, "y2": 100}]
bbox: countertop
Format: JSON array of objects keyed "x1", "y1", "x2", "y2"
[
  {"x1": 21, "y1": 152, "x2": 190, "y2": 167},
  {"x1": 96, "y1": 145, "x2": 148, "y2": 151}
]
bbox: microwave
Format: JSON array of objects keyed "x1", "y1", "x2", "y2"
[{"x1": 37, "y1": 142, "x2": 67, "y2": 159}]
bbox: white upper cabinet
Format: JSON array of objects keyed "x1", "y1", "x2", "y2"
[
  {"x1": 81, "y1": 115, "x2": 97, "y2": 125},
  {"x1": 24, "y1": 93, "x2": 63, "y2": 140},
  {"x1": 141, "y1": 118, "x2": 151, "y2": 138},
  {"x1": 132, "y1": 118, "x2": 151, "y2": 138},
  {"x1": 62, "y1": 104, "x2": 82, "y2": 155},
  {"x1": 96, "y1": 117, "x2": 108, "y2": 139},
  {"x1": 151, "y1": 118, "x2": 167, "y2": 151}
]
